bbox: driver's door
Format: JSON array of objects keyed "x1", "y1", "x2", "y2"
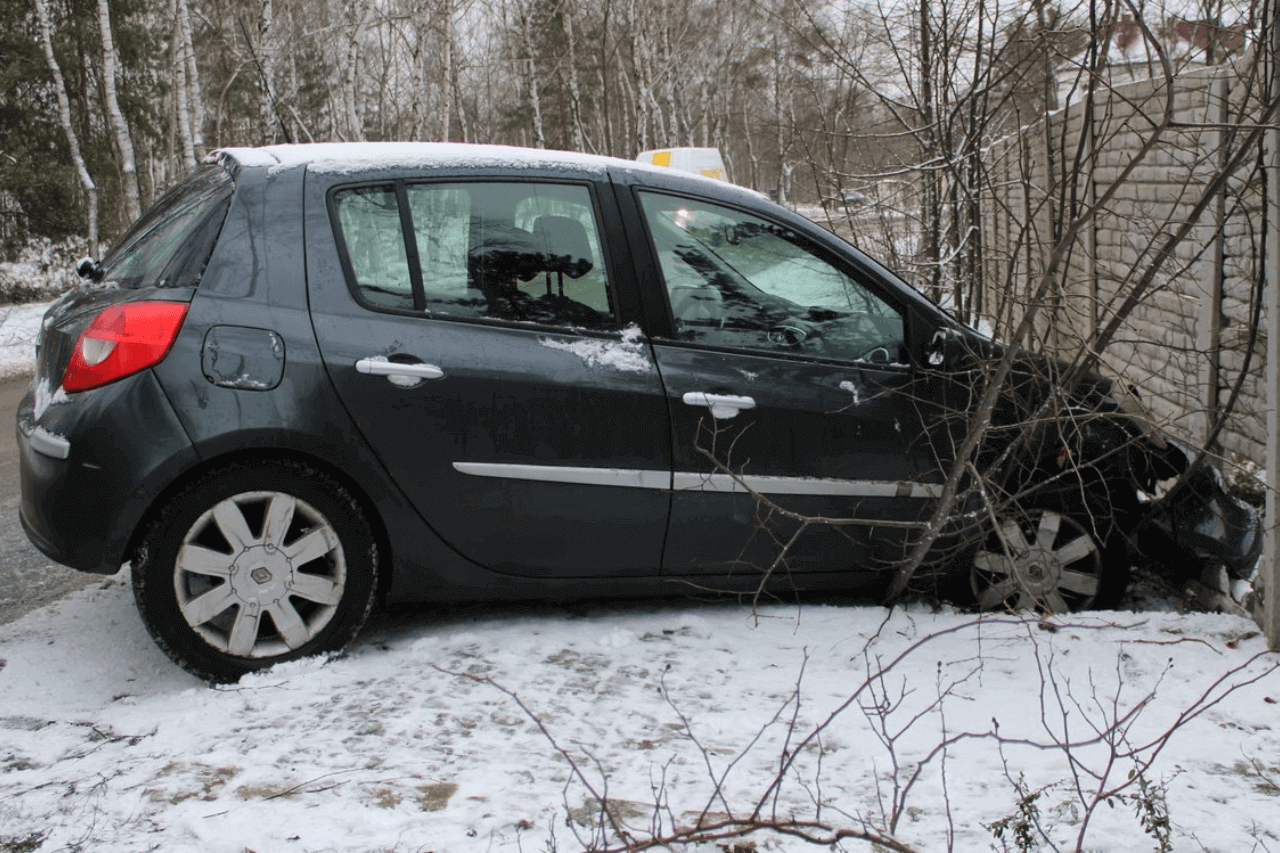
[{"x1": 631, "y1": 191, "x2": 943, "y2": 577}]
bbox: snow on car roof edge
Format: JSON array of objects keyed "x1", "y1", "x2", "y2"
[
  {"x1": 211, "y1": 141, "x2": 744, "y2": 190},
  {"x1": 213, "y1": 142, "x2": 621, "y2": 176}
]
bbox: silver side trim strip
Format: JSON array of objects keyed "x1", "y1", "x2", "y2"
[
  {"x1": 453, "y1": 462, "x2": 671, "y2": 490},
  {"x1": 452, "y1": 462, "x2": 940, "y2": 499},
  {"x1": 672, "y1": 472, "x2": 942, "y2": 499}
]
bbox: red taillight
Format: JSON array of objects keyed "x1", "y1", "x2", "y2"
[{"x1": 62, "y1": 301, "x2": 190, "y2": 393}]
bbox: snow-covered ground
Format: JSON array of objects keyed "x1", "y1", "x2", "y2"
[
  {"x1": 0, "y1": 297, "x2": 1277, "y2": 852},
  {"x1": 0, "y1": 301, "x2": 51, "y2": 381},
  {"x1": 1, "y1": 579, "x2": 1277, "y2": 853}
]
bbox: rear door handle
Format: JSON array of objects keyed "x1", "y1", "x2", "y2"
[
  {"x1": 356, "y1": 358, "x2": 444, "y2": 386},
  {"x1": 682, "y1": 391, "x2": 756, "y2": 419}
]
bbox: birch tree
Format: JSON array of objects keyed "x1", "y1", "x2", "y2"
[
  {"x1": 172, "y1": 0, "x2": 197, "y2": 168},
  {"x1": 514, "y1": 1, "x2": 547, "y2": 147},
  {"x1": 97, "y1": 0, "x2": 141, "y2": 223},
  {"x1": 333, "y1": 0, "x2": 370, "y2": 141},
  {"x1": 560, "y1": 0, "x2": 587, "y2": 151},
  {"x1": 177, "y1": 0, "x2": 205, "y2": 158},
  {"x1": 436, "y1": 0, "x2": 456, "y2": 140},
  {"x1": 32, "y1": 0, "x2": 99, "y2": 247}
]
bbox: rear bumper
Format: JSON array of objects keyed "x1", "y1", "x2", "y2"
[{"x1": 17, "y1": 371, "x2": 200, "y2": 574}]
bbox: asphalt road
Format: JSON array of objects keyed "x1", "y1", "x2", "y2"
[{"x1": 0, "y1": 374, "x2": 99, "y2": 625}]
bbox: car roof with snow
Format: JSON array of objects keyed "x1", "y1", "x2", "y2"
[{"x1": 207, "y1": 141, "x2": 757, "y2": 198}]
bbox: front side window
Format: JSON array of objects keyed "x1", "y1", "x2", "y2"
[
  {"x1": 332, "y1": 181, "x2": 615, "y2": 330},
  {"x1": 639, "y1": 192, "x2": 905, "y2": 364}
]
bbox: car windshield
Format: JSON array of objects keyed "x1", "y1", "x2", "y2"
[{"x1": 98, "y1": 166, "x2": 234, "y2": 289}]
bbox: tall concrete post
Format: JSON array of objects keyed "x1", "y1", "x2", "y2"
[{"x1": 1264, "y1": 0, "x2": 1280, "y2": 651}]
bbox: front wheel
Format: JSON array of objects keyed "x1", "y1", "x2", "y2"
[
  {"x1": 133, "y1": 460, "x2": 379, "y2": 682},
  {"x1": 969, "y1": 507, "x2": 1123, "y2": 613}
]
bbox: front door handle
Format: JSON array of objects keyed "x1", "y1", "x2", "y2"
[
  {"x1": 682, "y1": 391, "x2": 756, "y2": 419},
  {"x1": 356, "y1": 358, "x2": 445, "y2": 387}
]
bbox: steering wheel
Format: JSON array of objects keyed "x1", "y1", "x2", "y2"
[
  {"x1": 768, "y1": 316, "x2": 821, "y2": 348},
  {"x1": 859, "y1": 341, "x2": 901, "y2": 365}
]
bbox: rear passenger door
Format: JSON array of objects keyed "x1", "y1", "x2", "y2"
[{"x1": 307, "y1": 176, "x2": 672, "y2": 578}]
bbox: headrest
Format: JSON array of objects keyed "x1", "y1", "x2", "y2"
[
  {"x1": 531, "y1": 215, "x2": 594, "y2": 279},
  {"x1": 467, "y1": 222, "x2": 543, "y2": 281}
]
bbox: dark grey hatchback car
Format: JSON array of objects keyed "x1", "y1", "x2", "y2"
[{"x1": 18, "y1": 143, "x2": 1259, "y2": 681}]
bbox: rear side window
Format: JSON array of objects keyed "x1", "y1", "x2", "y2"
[
  {"x1": 331, "y1": 181, "x2": 615, "y2": 331},
  {"x1": 99, "y1": 167, "x2": 234, "y2": 289}
]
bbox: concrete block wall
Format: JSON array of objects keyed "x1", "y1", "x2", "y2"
[{"x1": 979, "y1": 65, "x2": 1267, "y2": 467}]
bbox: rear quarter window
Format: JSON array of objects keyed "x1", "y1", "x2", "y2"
[{"x1": 98, "y1": 166, "x2": 235, "y2": 290}]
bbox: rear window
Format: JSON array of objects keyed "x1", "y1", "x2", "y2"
[{"x1": 98, "y1": 166, "x2": 234, "y2": 289}]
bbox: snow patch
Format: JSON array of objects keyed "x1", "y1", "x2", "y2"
[
  {"x1": 540, "y1": 327, "x2": 652, "y2": 373},
  {"x1": 32, "y1": 377, "x2": 67, "y2": 420},
  {"x1": 596, "y1": 629, "x2": 635, "y2": 650},
  {"x1": 0, "y1": 301, "x2": 52, "y2": 380}
]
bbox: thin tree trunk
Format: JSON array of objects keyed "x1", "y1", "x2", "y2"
[
  {"x1": 450, "y1": 25, "x2": 471, "y2": 142},
  {"x1": 917, "y1": 0, "x2": 941, "y2": 302},
  {"x1": 346, "y1": 4, "x2": 369, "y2": 141},
  {"x1": 407, "y1": 0, "x2": 426, "y2": 139},
  {"x1": 172, "y1": 0, "x2": 196, "y2": 168},
  {"x1": 611, "y1": 43, "x2": 632, "y2": 153},
  {"x1": 260, "y1": 0, "x2": 278, "y2": 141},
  {"x1": 561, "y1": 0, "x2": 586, "y2": 151},
  {"x1": 616, "y1": 49, "x2": 636, "y2": 154},
  {"x1": 97, "y1": 0, "x2": 141, "y2": 222},
  {"x1": 629, "y1": 0, "x2": 658, "y2": 149},
  {"x1": 177, "y1": 0, "x2": 204, "y2": 157},
  {"x1": 33, "y1": 0, "x2": 99, "y2": 246},
  {"x1": 438, "y1": 0, "x2": 453, "y2": 141},
  {"x1": 517, "y1": 5, "x2": 545, "y2": 148},
  {"x1": 599, "y1": 0, "x2": 614, "y2": 153},
  {"x1": 659, "y1": 8, "x2": 680, "y2": 144},
  {"x1": 772, "y1": 36, "x2": 786, "y2": 203}
]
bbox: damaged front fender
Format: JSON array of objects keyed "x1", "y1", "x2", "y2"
[{"x1": 1134, "y1": 442, "x2": 1261, "y2": 581}]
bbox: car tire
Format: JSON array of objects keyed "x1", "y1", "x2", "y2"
[
  {"x1": 969, "y1": 505, "x2": 1125, "y2": 613},
  {"x1": 132, "y1": 459, "x2": 379, "y2": 683}
]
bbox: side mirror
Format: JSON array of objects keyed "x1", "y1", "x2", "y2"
[
  {"x1": 923, "y1": 328, "x2": 956, "y2": 368},
  {"x1": 75, "y1": 256, "x2": 103, "y2": 282},
  {"x1": 921, "y1": 327, "x2": 980, "y2": 370}
]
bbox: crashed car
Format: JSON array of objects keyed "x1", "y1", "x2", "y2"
[{"x1": 17, "y1": 143, "x2": 1259, "y2": 681}]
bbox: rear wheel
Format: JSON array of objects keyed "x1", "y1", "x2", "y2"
[
  {"x1": 133, "y1": 460, "x2": 378, "y2": 682},
  {"x1": 969, "y1": 507, "x2": 1122, "y2": 613}
]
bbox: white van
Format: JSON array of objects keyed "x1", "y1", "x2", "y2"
[{"x1": 636, "y1": 147, "x2": 727, "y2": 182}]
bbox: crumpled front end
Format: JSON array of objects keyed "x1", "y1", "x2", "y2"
[
  {"x1": 1133, "y1": 441, "x2": 1261, "y2": 582},
  {"x1": 1065, "y1": 381, "x2": 1262, "y2": 582}
]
